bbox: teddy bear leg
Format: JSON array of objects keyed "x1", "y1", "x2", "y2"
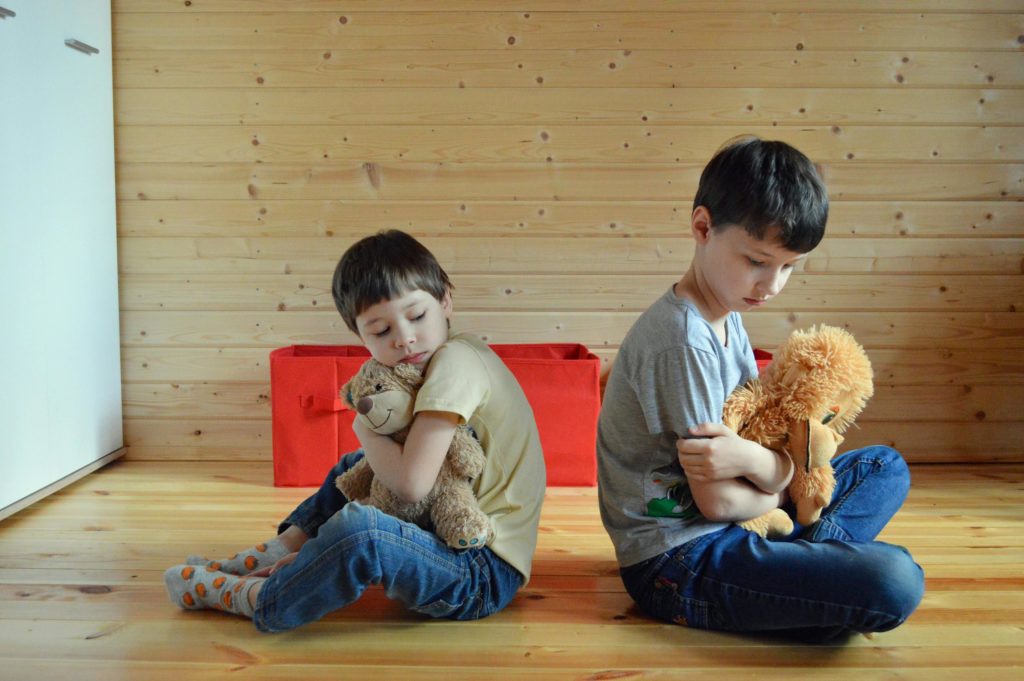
[
  {"x1": 447, "y1": 429, "x2": 486, "y2": 480},
  {"x1": 737, "y1": 508, "x2": 794, "y2": 540},
  {"x1": 335, "y1": 458, "x2": 374, "y2": 503},
  {"x1": 430, "y1": 483, "x2": 492, "y2": 550}
]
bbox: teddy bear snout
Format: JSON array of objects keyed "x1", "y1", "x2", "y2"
[{"x1": 356, "y1": 397, "x2": 374, "y2": 415}]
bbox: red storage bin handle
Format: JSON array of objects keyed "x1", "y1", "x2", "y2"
[{"x1": 300, "y1": 394, "x2": 348, "y2": 412}]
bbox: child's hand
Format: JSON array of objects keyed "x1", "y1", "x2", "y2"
[
  {"x1": 676, "y1": 423, "x2": 758, "y2": 482},
  {"x1": 249, "y1": 551, "x2": 298, "y2": 577}
]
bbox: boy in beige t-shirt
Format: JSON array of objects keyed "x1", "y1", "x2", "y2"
[{"x1": 164, "y1": 230, "x2": 546, "y2": 632}]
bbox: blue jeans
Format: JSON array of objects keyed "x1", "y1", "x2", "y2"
[
  {"x1": 620, "y1": 446, "x2": 925, "y2": 642},
  {"x1": 253, "y1": 451, "x2": 523, "y2": 633}
]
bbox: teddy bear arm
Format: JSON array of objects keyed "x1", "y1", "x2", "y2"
[{"x1": 335, "y1": 457, "x2": 375, "y2": 502}]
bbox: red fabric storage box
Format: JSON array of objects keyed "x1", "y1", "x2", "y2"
[{"x1": 270, "y1": 343, "x2": 602, "y2": 487}]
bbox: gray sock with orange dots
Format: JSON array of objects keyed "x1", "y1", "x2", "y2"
[
  {"x1": 164, "y1": 564, "x2": 260, "y2": 618},
  {"x1": 185, "y1": 536, "x2": 289, "y2": 575}
]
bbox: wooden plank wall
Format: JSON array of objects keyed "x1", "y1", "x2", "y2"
[{"x1": 112, "y1": 1, "x2": 1024, "y2": 464}]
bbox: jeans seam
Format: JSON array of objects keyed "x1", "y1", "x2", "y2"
[
  {"x1": 816, "y1": 454, "x2": 888, "y2": 540},
  {"x1": 692, "y1": 568, "x2": 906, "y2": 630},
  {"x1": 467, "y1": 552, "x2": 491, "y2": 619}
]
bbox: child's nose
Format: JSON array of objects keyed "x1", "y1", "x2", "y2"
[
  {"x1": 762, "y1": 270, "x2": 784, "y2": 296},
  {"x1": 392, "y1": 322, "x2": 415, "y2": 348}
]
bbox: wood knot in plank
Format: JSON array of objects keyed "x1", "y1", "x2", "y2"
[{"x1": 362, "y1": 162, "x2": 381, "y2": 191}]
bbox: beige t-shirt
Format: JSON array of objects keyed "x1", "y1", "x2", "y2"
[{"x1": 415, "y1": 332, "x2": 546, "y2": 582}]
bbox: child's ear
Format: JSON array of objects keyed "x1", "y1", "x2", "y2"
[
  {"x1": 442, "y1": 290, "x2": 453, "y2": 319},
  {"x1": 691, "y1": 206, "x2": 713, "y2": 244}
]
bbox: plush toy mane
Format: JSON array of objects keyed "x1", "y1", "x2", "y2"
[{"x1": 728, "y1": 325, "x2": 874, "y2": 447}]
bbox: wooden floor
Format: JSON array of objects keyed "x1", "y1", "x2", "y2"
[{"x1": 1, "y1": 461, "x2": 1022, "y2": 680}]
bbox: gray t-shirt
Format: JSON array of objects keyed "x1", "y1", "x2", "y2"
[{"x1": 597, "y1": 286, "x2": 758, "y2": 567}]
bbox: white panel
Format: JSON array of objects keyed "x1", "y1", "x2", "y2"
[{"x1": 0, "y1": 0, "x2": 123, "y2": 511}]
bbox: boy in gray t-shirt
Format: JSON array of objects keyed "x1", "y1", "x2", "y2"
[
  {"x1": 597, "y1": 137, "x2": 923, "y2": 642},
  {"x1": 598, "y1": 290, "x2": 758, "y2": 568}
]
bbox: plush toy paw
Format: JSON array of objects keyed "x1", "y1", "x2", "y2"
[
  {"x1": 451, "y1": 529, "x2": 490, "y2": 550},
  {"x1": 440, "y1": 510, "x2": 493, "y2": 550},
  {"x1": 737, "y1": 508, "x2": 794, "y2": 540}
]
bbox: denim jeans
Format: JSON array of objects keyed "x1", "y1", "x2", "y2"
[
  {"x1": 253, "y1": 450, "x2": 523, "y2": 633},
  {"x1": 620, "y1": 445, "x2": 925, "y2": 642}
]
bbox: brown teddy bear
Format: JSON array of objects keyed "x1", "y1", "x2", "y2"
[
  {"x1": 334, "y1": 359, "x2": 493, "y2": 549},
  {"x1": 723, "y1": 325, "x2": 874, "y2": 539}
]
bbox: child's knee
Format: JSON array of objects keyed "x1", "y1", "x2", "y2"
[
  {"x1": 321, "y1": 501, "x2": 381, "y2": 542},
  {"x1": 859, "y1": 543, "x2": 925, "y2": 628},
  {"x1": 875, "y1": 445, "x2": 911, "y2": 500},
  {"x1": 847, "y1": 444, "x2": 912, "y2": 501}
]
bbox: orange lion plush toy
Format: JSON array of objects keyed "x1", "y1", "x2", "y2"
[{"x1": 723, "y1": 325, "x2": 874, "y2": 539}]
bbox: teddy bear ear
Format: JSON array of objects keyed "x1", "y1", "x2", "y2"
[
  {"x1": 340, "y1": 358, "x2": 379, "y2": 407},
  {"x1": 339, "y1": 378, "x2": 355, "y2": 408}
]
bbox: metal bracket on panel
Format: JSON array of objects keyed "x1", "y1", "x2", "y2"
[{"x1": 64, "y1": 38, "x2": 100, "y2": 55}]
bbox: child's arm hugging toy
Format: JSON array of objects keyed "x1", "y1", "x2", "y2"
[
  {"x1": 722, "y1": 325, "x2": 874, "y2": 539},
  {"x1": 334, "y1": 359, "x2": 493, "y2": 549}
]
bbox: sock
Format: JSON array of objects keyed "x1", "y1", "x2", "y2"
[
  {"x1": 164, "y1": 564, "x2": 261, "y2": 618},
  {"x1": 185, "y1": 536, "x2": 289, "y2": 575}
]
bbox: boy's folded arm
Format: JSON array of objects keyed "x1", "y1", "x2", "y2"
[
  {"x1": 742, "y1": 441, "x2": 794, "y2": 494},
  {"x1": 354, "y1": 410, "x2": 460, "y2": 504},
  {"x1": 688, "y1": 476, "x2": 783, "y2": 523},
  {"x1": 681, "y1": 423, "x2": 793, "y2": 494}
]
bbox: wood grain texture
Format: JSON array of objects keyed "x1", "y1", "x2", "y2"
[
  {"x1": 114, "y1": 87, "x2": 1024, "y2": 125},
  {"x1": 116, "y1": 125, "x2": 1024, "y2": 164},
  {"x1": 0, "y1": 460, "x2": 1021, "y2": 677},
  {"x1": 112, "y1": 1, "x2": 1024, "y2": 13},
  {"x1": 112, "y1": 2, "x2": 1024, "y2": 466},
  {"x1": 116, "y1": 199, "x2": 1023, "y2": 238},
  {"x1": 111, "y1": 12, "x2": 1024, "y2": 51},
  {"x1": 118, "y1": 274, "x2": 1024, "y2": 312},
  {"x1": 114, "y1": 51, "x2": 1024, "y2": 89}
]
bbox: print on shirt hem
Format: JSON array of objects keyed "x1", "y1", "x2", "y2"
[{"x1": 644, "y1": 463, "x2": 701, "y2": 519}]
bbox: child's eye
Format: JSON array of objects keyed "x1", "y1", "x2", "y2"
[
  {"x1": 411, "y1": 312, "x2": 426, "y2": 322},
  {"x1": 747, "y1": 258, "x2": 765, "y2": 267},
  {"x1": 372, "y1": 327, "x2": 390, "y2": 338}
]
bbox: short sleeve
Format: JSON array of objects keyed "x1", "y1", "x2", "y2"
[
  {"x1": 414, "y1": 340, "x2": 489, "y2": 424},
  {"x1": 633, "y1": 346, "x2": 724, "y2": 438}
]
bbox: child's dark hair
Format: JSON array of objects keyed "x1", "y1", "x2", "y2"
[
  {"x1": 693, "y1": 136, "x2": 828, "y2": 253},
  {"x1": 332, "y1": 230, "x2": 452, "y2": 334}
]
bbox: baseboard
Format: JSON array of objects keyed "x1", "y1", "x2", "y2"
[{"x1": 0, "y1": 447, "x2": 128, "y2": 522}]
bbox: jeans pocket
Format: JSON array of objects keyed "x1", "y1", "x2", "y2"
[
  {"x1": 647, "y1": 570, "x2": 713, "y2": 629},
  {"x1": 643, "y1": 541, "x2": 721, "y2": 629},
  {"x1": 410, "y1": 597, "x2": 460, "y2": 618}
]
